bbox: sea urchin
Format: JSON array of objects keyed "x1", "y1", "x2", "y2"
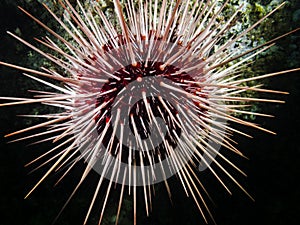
[{"x1": 0, "y1": 0, "x2": 299, "y2": 224}]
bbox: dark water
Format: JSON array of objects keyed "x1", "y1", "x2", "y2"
[{"x1": 0, "y1": 1, "x2": 299, "y2": 225}]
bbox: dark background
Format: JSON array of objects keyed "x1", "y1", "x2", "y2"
[{"x1": 0, "y1": 1, "x2": 299, "y2": 225}]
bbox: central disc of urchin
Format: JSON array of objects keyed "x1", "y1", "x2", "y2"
[
  {"x1": 76, "y1": 39, "x2": 208, "y2": 186},
  {"x1": 96, "y1": 62, "x2": 184, "y2": 162}
]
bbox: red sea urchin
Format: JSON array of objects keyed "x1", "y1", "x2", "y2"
[{"x1": 0, "y1": 0, "x2": 299, "y2": 224}]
